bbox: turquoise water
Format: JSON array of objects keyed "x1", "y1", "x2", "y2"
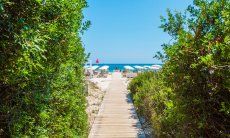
[{"x1": 92, "y1": 64, "x2": 162, "y2": 72}]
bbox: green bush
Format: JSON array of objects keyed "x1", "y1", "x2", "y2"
[
  {"x1": 128, "y1": 72, "x2": 173, "y2": 137},
  {"x1": 0, "y1": 0, "x2": 89, "y2": 137},
  {"x1": 129, "y1": 0, "x2": 230, "y2": 137},
  {"x1": 159, "y1": 0, "x2": 230, "y2": 137}
]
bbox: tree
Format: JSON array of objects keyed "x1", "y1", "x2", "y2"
[
  {"x1": 0, "y1": 0, "x2": 89, "y2": 137},
  {"x1": 158, "y1": 0, "x2": 230, "y2": 136}
]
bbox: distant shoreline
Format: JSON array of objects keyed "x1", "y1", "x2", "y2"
[
  {"x1": 86, "y1": 63, "x2": 163, "y2": 72},
  {"x1": 91, "y1": 63, "x2": 163, "y2": 65}
]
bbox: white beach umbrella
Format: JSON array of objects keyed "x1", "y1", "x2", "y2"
[
  {"x1": 149, "y1": 66, "x2": 159, "y2": 70},
  {"x1": 124, "y1": 65, "x2": 134, "y2": 70},
  {"x1": 152, "y1": 65, "x2": 162, "y2": 68},
  {"x1": 91, "y1": 65, "x2": 99, "y2": 70},
  {"x1": 150, "y1": 65, "x2": 162, "y2": 70},
  {"x1": 149, "y1": 65, "x2": 162, "y2": 70},
  {"x1": 99, "y1": 65, "x2": 109, "y2": 70},
  {"x1": 134, "y1": 65, "x2": 144, "y2": 70},
  {"x1": 143, "y1": 65, "x2": 151, "y2": 69},
  {"x1": 84, "y1": 65, "x2": 90, "y2": 69}
]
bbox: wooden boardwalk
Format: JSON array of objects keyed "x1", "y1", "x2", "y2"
[{"x1": 89, "y1": 72, "x2": 145, "y2": 138}]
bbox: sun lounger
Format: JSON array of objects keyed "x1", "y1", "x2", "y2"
[{"x1": 126, "y1": 73, "x2": 137, "y2": 78}]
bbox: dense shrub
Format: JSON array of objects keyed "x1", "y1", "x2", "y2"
[
  {"x1": 159, "y1": 0, "x2": 230, "y2": 137},
  {"x1": 128, "y1": 72, "x2": 173, "y2": 137},
  {"x1": 130, "y1": 0, "x2": 230, "y2": 137},
  {"x1": 0, "y1": 0, "x2": 89, "y2": 137}
]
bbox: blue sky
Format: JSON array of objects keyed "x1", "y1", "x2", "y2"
[{"x1": 82, "y1": 0, "x2": 193, "y2": 64}]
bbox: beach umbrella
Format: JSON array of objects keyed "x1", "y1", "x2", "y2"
[
  {"x1": 91, "y1": 65, "x2": 99, "y2": 70},
  {"x1": 149, "y1": 65, "x2": 162, "y2": 70},
  {"x1": 84, "y1": 65, "x2": 90, "y2": 69},
  {"x1": 134, "y1": 65, "x2": 144, "y2": 70},
  {"x1": 124, "y1": 65, "x2": 134, "y2": 70},
  {"x1": 152, "y1": 65, "x2": 162, "y2": 68},
  {"x1": 150, "y1": 65, "x2": 162, "y2": 70},
  {"x1": 143, "y1": 65, "x2": 151, "y2": 69},
  {"x1": 149, "y1": 66, "x2": 159, "y2": 70},
  {"x1": 99, "y1": 65, "x2": 109, "y2": 70}
]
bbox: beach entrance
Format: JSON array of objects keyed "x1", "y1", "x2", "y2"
[{"x1": 89, "y1": 72, "x2": 145, "y2": 138}]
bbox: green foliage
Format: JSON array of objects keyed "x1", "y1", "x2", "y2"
[
  {"x1": 130, "y1": 0, "x2": 230, "y2": 137},
  {"x1": 128, "y1": 72, "x2": 173, "y2": 137},
  {"x1": 0, "y1": 0, "x2": 89, "y2": 137},
  {"x1": 159, "y1": 0, "x2": 230, "y2": 137}
]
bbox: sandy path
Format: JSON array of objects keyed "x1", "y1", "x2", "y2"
[{"x1": 89, "y1": 72, "x2": 145, "y2": 138}]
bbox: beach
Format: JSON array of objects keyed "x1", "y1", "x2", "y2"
[{"x1": 86, "y1": 74, "x2": 112, "y2": 127}]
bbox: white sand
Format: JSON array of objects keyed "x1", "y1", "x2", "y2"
[
  {"x1": 121, "y1": 77, "x2": 130, "y2": 86},
  {"x1": 86, "y1": 74, "x2": 113, "y2": 127},
  {"x1": 89, "y1": 75, "x2": 112, "y2": 91}
]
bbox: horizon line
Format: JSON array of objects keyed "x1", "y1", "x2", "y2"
[{"x1": 89, "y1": 63, "x2": 163, "y2": 64}]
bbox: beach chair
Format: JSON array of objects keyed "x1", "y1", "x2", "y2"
[{"x1": 126, "y1": 73, "x2": 137, "y2": 78}]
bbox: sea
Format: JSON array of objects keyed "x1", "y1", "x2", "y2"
[{"x1": 91, "y1": 63, "x2": 162, "y2": 72}]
